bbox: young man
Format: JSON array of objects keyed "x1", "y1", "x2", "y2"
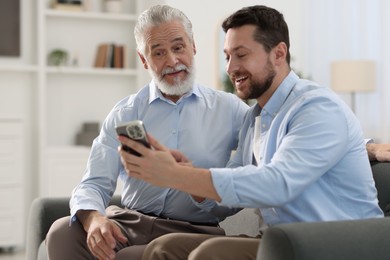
[
  {"x1": 120, "y1": 5, "x2": 384, "y2": 260},
  {"x1": 45, "y1": 5, "x2": 248, "y2": 260}
]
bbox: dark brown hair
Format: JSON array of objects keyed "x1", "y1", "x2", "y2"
[{"x1": 222, "y1": 5, "x2": 291, "y2": 65}]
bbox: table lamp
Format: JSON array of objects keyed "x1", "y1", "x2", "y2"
[{"x1": 331, "y1": 60, "x2": 376, "y2": 113}]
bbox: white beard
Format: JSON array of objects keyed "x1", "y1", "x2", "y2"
[{"x1": 149, "y1": 63, "x2": 195, "y2": 96}]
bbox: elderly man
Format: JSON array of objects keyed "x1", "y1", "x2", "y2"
[{"x1": 45, "y1": 5, "x2": 248, "y2": 260}]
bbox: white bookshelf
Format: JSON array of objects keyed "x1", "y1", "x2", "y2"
[
  {"x1": 37, "y1": 0, "x2": 147, "y2": 197},
  {"x1": 0, "y1": 119, "x2": 24, "y2": 248},
  {"x1": 0, "y1": 0, "x2": 157, "y2": 248}
]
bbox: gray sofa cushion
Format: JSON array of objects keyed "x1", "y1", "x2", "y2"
[
  {"x1": 257, "y1": 217, "x2": 390, "y2": 260},
  {"x1": 371, "y1": 161, "x2": 390, "y2": 215}
]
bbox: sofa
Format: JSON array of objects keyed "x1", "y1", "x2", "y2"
[
  {"x1": 26, "y1": 162, "x2": 390, "y2": 260},
  {"x1": 257, "y1": 217, "x2": 390, "y2": 260},
  {"x1": 256, "y1": 161, "x2": 390, "y2": 260}
]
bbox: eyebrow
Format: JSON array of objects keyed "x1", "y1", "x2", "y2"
[
  {"x1": 151, "y1": 37, "x2": 185, "y2": 51},
  {"x1": 224, "y1": 45, "x2": 248, "y2": 55}
]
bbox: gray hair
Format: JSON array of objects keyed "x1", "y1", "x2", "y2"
[{"x1": 134, "y1": 5, "x2": 194, "y2": 55}]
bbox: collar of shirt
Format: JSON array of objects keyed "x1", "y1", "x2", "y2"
[
  {"x1": 148, "y1": 80, "x2": 202, "y2": 105},
  {"x1": 248, "y1": 71, "x2": 299, "y2": 127}
]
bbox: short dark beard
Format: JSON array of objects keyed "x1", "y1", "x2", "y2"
[
  {"x1": 239, "y1": 60, "x2": 276, "y2": 100},
  {"x1": 246, "y1": 70, "x2": 275, "y2": 100}
]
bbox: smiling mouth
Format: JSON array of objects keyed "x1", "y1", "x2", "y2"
[
  {"x1": 234, "y1": 76, "x2": 248, "y2": 84},
  {"x1": 162, "y1": 68, "x2": 188, "y2": 81},
  {"x1": 166, "y1": 70, "x2": 184, "y2": 76}
]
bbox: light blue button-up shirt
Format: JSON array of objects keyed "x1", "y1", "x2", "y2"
[
  {"x1": 70, "y1": 81, "x2": 248, "y2": 224},
  {"x1": 212, "y1": 71, "x2": 383, "y2": 226}
]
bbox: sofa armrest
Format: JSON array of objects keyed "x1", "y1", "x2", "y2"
[
  {"x1": 26, "y1": 197, "x2": 71, "y2": 260},
  {"x1": 257, "y1": 217, "x2": 390, "y2": 260}
]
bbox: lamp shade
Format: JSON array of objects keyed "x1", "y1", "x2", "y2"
[{"x1": 331, "y1": 60, "x2": 376, "y2": 92}]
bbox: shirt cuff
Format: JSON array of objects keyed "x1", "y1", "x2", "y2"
[
  {"x1": 210, "y1": 168, "x2": 240, "y2": 206},
  {"x1": 365, "y1": 138, "x2": 374, "y2": 144},
  {"x1": 189, "y1": 195, "x2": 218, "y2": 212},
  {"x1": 70, "y1": 204, "x2": 106, "y2": 225}
]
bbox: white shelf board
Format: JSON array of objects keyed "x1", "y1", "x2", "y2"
[
  {"x1": 45, "y1": 9, "x2": 137, "y2": 22},
  {"x1": 0, "y1": 65, "x2": 37, "y2": 72},
  {"x1": 45, "y1": 66, "x2": 137, "y2": 76}
]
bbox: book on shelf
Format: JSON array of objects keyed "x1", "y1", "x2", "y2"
[
  {"x1": 94, "y1": 44, "x2": 108, "y2": 68},
  {"x1": 122, "y1": 45, "x2": 129, "y2": 68},
  {"x1": 114, "y1": 45, "x2": 123, "y2": 69},
  {"x1": 52, "y1": 0, "x2": 83, "y2": 12},
  {"x1": 105, "y1": 44, "x2": 115, "y2": 68},
  {"x1": 94, "y1": 43, "x2": 128, "y2": 69}
]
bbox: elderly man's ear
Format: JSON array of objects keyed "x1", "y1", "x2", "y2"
[{"x1": 137, "y1": 52, "x2": 148, "y2": 69}]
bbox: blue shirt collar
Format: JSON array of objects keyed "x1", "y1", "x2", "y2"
[{"x1": 250, "y1": 70, "x2": 299, "y2": 123}]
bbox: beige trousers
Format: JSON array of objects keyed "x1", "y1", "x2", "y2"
[
  {"x1": 45, "y1": 206, "x2": 225, "y2": 260},
  {"x1": 142, "y1": 233, "x2": 261, "y2": 260}
]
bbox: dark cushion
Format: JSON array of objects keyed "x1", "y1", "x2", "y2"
[
  {"x1": 257, "y1": 162, "x2": 390, "y2": 260},
  {"x1": 371, "y1": 161, "x2": 390, "y2": 216},
  {"x1": 257, "y1": 217, "x2": 390, "y2": 260}
]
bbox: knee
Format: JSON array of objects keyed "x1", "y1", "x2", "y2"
[
  {"x1": 46, "y1": 217, "x2": 71, "y2": 244},
  {"x1": 189, "y1": 237, "x2": 227, "y2": 260},
  {"x1": 46, "y1": 216, "x2": 85, "y2": 249},
  {"x1": 143, "y1": 233, "x2": 187, "y2": 260}
]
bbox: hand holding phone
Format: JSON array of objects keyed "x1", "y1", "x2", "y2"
[{"x1": 115, "y1": 120, "x2": 151, "y2": 156}]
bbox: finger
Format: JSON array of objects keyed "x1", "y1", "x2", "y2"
[
  {"x1": 170, "y1": 149, "x2": 190, "y2": 163},
  {"x1": 119, "y1": 149, "x2": 144, "y2": 171},
  {"x1": 118, "y1": 150, "x2": 144, "y2": 178},
  {"x1": 100, "y1": 223, "x2": 119, "y2": 249},
  {"x1": 125, "y1": 164, "x2": 147, "y2": 181},
  {"x1": 147, "y1": 134, "x2": 170, "y2": 152},
  {"x1": 88, "y1": 235, "x2": 114, "y2": 260},
  {"x1": 112, "y1": 224, "x2": 128, "y2": 243},
  {"x1": 118, "y1": 136, "x2": 150, "y2": 156}
]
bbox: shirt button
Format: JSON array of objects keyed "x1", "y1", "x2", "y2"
[{"x1": 172, "y1": 130, "x2": 177, "y2": 134}]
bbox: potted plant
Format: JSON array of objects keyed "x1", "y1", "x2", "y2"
[{"x1": 48, "y1": 49, "x2": 69, "y2": 66}]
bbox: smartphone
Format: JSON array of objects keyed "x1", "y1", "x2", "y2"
[{"x1": 115, "y1": 120, "x2": 151, "y2": 156}]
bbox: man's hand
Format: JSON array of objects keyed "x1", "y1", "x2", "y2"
[
  {"x1": 77, "y1": 210, "x2": 128, "y2": 260},
  {"x1": 118, "y1": 134, "x2": 222, "y2": 202},
  {"x1": 170, "y1": 149, "x2": 191, "y2": 164},
  {"x1": 367, "y1": 143, "x2": 390, "y2": 162},
  {"x1": 119, "y1": 135, "x2": 205, "y2": 202},
  {"x1": 118, "y1": 134, "x2": 181, "y2": 188}
]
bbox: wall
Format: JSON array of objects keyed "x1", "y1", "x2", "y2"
[
  {"x1": 299, "y1": 0, "x2": 390, "y2": 142},
  {"x1": 162, "y1": 0, "x2": 389, "y2": 142},
  {"x1": 163, "y1": 0, "x2": 305, "y2": 89}
]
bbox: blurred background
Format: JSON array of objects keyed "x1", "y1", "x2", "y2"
[{"x1": 0, "y1": 0, "x2": 388, "y2": 256}]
